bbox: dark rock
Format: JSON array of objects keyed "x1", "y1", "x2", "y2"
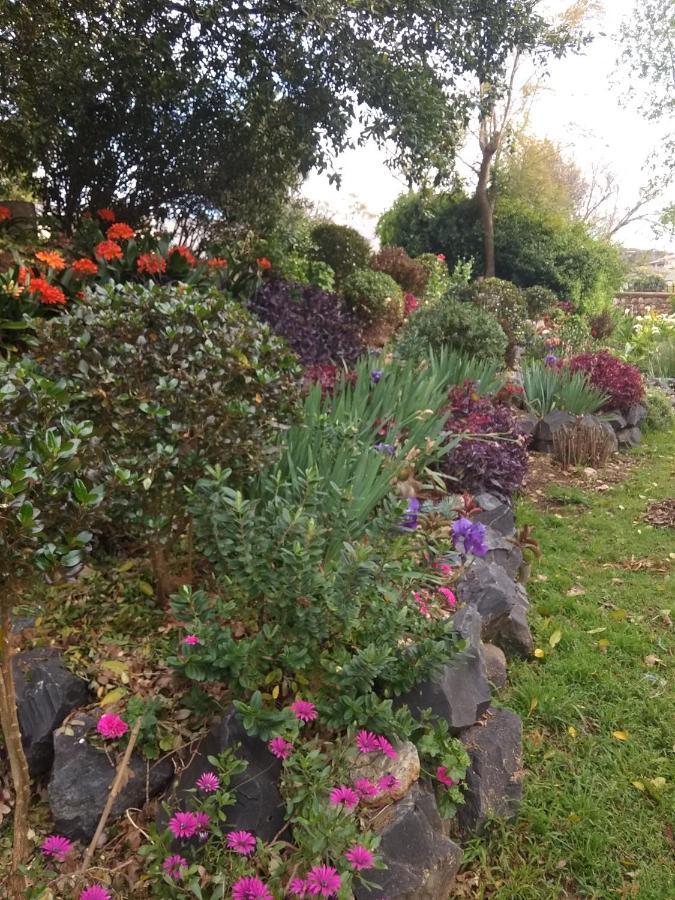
[
  {"x1": 14, "y1": 649, "x2": 90, "y2": 777},
  {"x1": 397, "y1": 606, "x2": 491, "y2": 734},
  {"x1": 534, "y1": 410, "x2": 576, "y2": 448},
  {"x1": 482, "y1": 643, "x2": 507, "y2": 689},
  {"x1": 515, "y1": 413, "x2": 539, "y2": 443},
  {"x1": 48, "y1": 716, "x2": 173, "y2": 841},
  {"x1": 455, "y1": 560, "x2": 533, "y2": 657},
  {"x1": 473, "y1": 493, "x2": 515, "y2": 537},
  {"x1": 159, "y1": 705, "x2": 284, "y2": 841},
  {"x1": 616, "y1": 426, "x2": 641, "y2": 448},
  {"x1": 457, "y1": 707, "x2": 523, "y2": 835},
  {"x1": 354, "y1": 784, "x2": 463, "y2": 900},
  {"x1": 604, "y1": 410, "x2": 627, "y2": 431},
  {"x1": 625, "y1": 404, "x2": 647, "y2": 427},
  {"x1": 483, "y1": 526, "x2": 523, "y2": 579}
]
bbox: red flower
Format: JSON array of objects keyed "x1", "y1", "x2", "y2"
[
  {"x1": 403, "y1": 292, "x2": 419, "y2": 316},
  {"x1": 28, "y1": 277, "x2": 67, "y2": 306},
  {"x1": 0, "y1": 206, "x2": 11, "y2": 222},
  {"x1": 71, "y1": 258, "x2": 99, "y2": 276},
  {"x1": 207, "y1": 257, "x2": 228, "y2": 269},
  {"x1": 256, "y1": 256, "x2": 272, "y2": 270},
  {"x1": 106, "y1": 222, "x2": 135, "y2": 240},
  {"x1": 97, "y1": 208, "x2": 116, "y2": 223},
  {"x1": 17, "y1": 266, "x2": 30, "y2": 286},
  {"x1": 169, "y1": 244, "x2": 196, "y2": 266},
  {"x1": 436, "y1": 253, "x2": 446, "y2": 262},
  {"x1": 137, "y1": 252, "x2": 166, "y2": 275},
  {"x1": 94, "y1": 240, "x2": 123, "y2": 262}
]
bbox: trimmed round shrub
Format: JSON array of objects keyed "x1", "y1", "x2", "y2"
[
  {"x1": 310, "y1": 223, "x2": 371, "y2": 285},
  {"x1": 249, "y1": 277, "x2": 365, "y2": 365},
  {"x1": 342, "y1": 268, "x2": 403, "y2": 326},
  {"x1": 395, "y1": 296, "x2": 507, "y2": 363},
  {"x1": 523, "y1": 285, "x2": 558, "y2": 319},
  {"x1": 644, "y1": 386, "x2": 675, "y2": 432},
  {"x1": 416, "y1": 253, "x2": 452, "y2": 303},
  {"x1": 369, "y1": 245, "x2": 428, "y2": 295},
  {"x1": 567, "y1": 351, "x2": 644, "y2": 412},
  {"x1": 459, "y1": 277, "x2": 528, "y2": 366}
]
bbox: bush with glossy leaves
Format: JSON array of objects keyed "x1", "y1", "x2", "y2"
[
  {"x1": 523, "y1": 284, "x2": 558, "y2": 319},
  {"x1": 459, "y1": 277, "x2": 528, "y2": 366},
  {"x1": 310, "y1": 223, "x2": 371, "y2": 285},
  {"x1": 342, "y1": 268, "x2": 404, "y2": 326}
]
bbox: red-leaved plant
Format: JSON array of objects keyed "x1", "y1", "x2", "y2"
[{"x1": 567, "y1": 351, "x2": 644, "y2": 412}]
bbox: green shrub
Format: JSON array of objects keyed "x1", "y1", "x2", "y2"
[
  {"x1": 523, "y1": 284, "x2": 558, "y2": 318},
  {"x1": 625, "y1": 268, "x2": 668, "y2": 292},
  {"x1": 522, "y1": 362, "x2": 608, "y2": 416},
  {"x1": 416, "y1": 253, "x2": 453, "y2": 303},
  {"x1": 556, "y1": 312, "x2": 594, "y2": 355},
  {"x1": 310, "y1": 222, "x2": 371, "y2": 285},
  {"x1": 369, "y1": 245, "x2": 428, "y2": 295},
  {"x1": 643, "y1": 387, "x2": 675, "y2": 432},
  {"x1": 459, "y1": 277, "x2": 528, "y2": 366},
  {"x1": 342, "y1": 268, "x2": 403, "y2": 326}
]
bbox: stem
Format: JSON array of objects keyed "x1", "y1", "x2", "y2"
[{"x1": 150, "y1": 541, "x2": 171, "y2": 604}]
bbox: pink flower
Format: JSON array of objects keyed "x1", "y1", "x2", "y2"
[
  {"x1": 194, "y1": 811, "x2": 210, "y2": 830},
  {"x1": 413, "y1": 590, "x2": 430, "y2": 617},
  {"x1": 377, "y1": 773, "x2": 400, "y2": 793},
  {"x1": 226, "y1": 830, "x2": 256, "y2": 855},
  {"x1": 356, "y1": 729, "x2": 380, "y2": 753},
  {"x1": 353, "y1": 777, "x2": 378, "y2": 799},
  {"x1": 168, "y1": 810, "x2": 199, "y2": 839},
  {"x1": 268, "y1": 736, "x2": 293, "y2": 759},
  {"x1": 436, "y1": 253, "x2": 446, "y2": 262},
  {"x1": 306, "y1": 865, "x2": 341, "y2": 897},
  {"x1": 196, "y1": 771, "x2": 219, "y2": 793},
  {"x1": 182, "y1": 634, "x2": 200, "y2": 645},
  {"x1": 290, "y1": 699, "x2": 318, "y2": 722},
  {"x1": 289, "y1": 878, "x2": 309, "y2": 897},
  {"x1": 376, "y1": 736, "x2": 398, "y2": 759},
  {"x1": 96, "y1": 713, "x2": 129, "y2": 740},
  {"x1": 434, "y1": 561, "x2": 453, "y2": 576},
  {"x1": 329, "y1": 785, "x2": 359, "y2": 809},
  {"x1": 79, "y1": 887, "x2": 111, "y2": 900},
  {"x1": 437, "y1": 586, "x2": 456, "y2": 607},
  {"x1": 345, "y1": 845, "x2": 375, "y2": 871},
  {"x1": 41, "y1": 834, "x2": 73, "y2": 861},
  {"x1": 232, "y1": 876, "x2": 273, "y2": 899},
  {"x1": 163, "y1": 855, "x2": 188, "y2": 879},
  {"x1": 436, "y1": 766, "x2": 454, "y2": 786}
]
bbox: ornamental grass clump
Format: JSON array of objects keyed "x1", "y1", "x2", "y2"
[{"x1": 522, "y1": 362, "x2": 608, "y2": 417}]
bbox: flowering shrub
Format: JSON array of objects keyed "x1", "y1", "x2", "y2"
[
  {"x1": 310, "y1": 222, "x2": 371, "y2": 285},
  {"x1": 248, "y1": 278, "x2": 365, "y2": 365},
  {"x1": 369, "y1": 245, "x2": 428, "y2": 295},
  {"x1": 437, "y1": 382, "x2": 529, "y2": 499},
  {"x1": 342, "y1": 268, "x2": 404, "y2": 326},
  {"x1": 567, "y1": 351, "x2": 644, "y2": 411}
]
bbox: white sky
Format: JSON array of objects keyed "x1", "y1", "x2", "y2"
[{"x1": 302, "y1": 0, "x2": 673, "y2": 251}]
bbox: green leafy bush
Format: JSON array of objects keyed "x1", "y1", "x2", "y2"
[
  {"x1": 625, "y1": 268, "x2": 668, "y2": 292},
  {"x1": 369, "y1": 245, "x2": 428, "y2": 295},
  {"x1": 310, "y1": 223, "x2": 371, "y2": 285},
  {"x1": 416, "y1": 253, "x2": 454, "y2": 303},
  {"x1": 643, "y1": 387, "x2": 675, "y2": 432},
  {"x1": 459, "y1": 277, "x2": 528, "y2": 366},
  {"x1": 523, "y1": 284, "x2": 558, "y2": 318},
  {"x1": 342, "y1": 268, "x2": 403, "y2": 325},
  {"x1": 522, "y1": 362, "x2": 608, "y2": 416}
]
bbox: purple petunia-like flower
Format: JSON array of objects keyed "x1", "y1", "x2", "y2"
[
  {"x1": 289, "y1": 877, "x2": 309, "y2": 897},
  {"x1": 329, "y1": 785, "x2": 360, "y2": 810},
  {"x1": 232, "y1": 876, "x2": 273, "y2": 900},
  {"x1": 374, "y1": 441, "x2": 396, "y2": 456},
  {"x1": 168, "y1": 810, "x2": 199, "y2": 839},
  {"x1": 162, "y1": 854, "x2": 189, "y2": 879},
  {"x1": 41, "y1": 834, "x2": 73, "y2": 861},
  {"x1": 371, "y1": 369, "x2": 383, "y2": 384},
  {"x1": 400, "y1": 497, "x2": 421, "y2": 531},
  {"x1": 226, "y1": 830, "x2": 256, "y2": 855},
  {"x1": 306, "y1": 865, "x2": 342, "y2": 897},
  {"x1": 196, "y1": 771, "x2": 219, "y2": 793},
  {"x1": 79, "y1": 887, "x2": 111, "y2": 900},
  {"x1": 268, "y1": 736, "x2": 294, "y2": 759},
  {"x1": 345, "y1": 845, "x2": 375, "y2": 871},
  {"x1": 452, "y1": 517, "x2": 488, "y2": 558},
  {"x1": 96, "y1": 712, "x2": 129, "y2": 740},
  {"x1": 290, "y1": 699, "x2": 318, "y2": 722}
]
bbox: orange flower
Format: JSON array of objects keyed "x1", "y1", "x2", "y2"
[
  {"x1": 256, "y1": 257, "x2": 272, "y2": 270},
  {"x1": 27, "y1": 277, "x2": 67, "y2": 306},
  {"x1": 97, "y1": 208, "x2": 116, "y2": 223},
  {"x1": 207, "y1": 257, "x2": 228, "y2": 269},
  {"x1": 137, "y1": 252, "x2": 167, "y2": 275},
  {"x1": 169, "y1": 244, "x2": 196, "y2": 266},
  {"x1": 71, "y1": 258, "x2": 99, "y2": 276},
  {"x1": 17, "y1": 266, "x2": 30, "y2": 286},
  {"x1": 94, "y1": 240, "x2": 123, "y2": 262},
  {"x1": 35, "y1": 250, "x2": 67, "y2": 271},
  {"x1": 106, "y1": 222, "x2": 135, "y2": 240},
  {"x1": 0, "y1": 206, "x2": 11, "y2": 222}
]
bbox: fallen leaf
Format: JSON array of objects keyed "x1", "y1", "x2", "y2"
[
  {"x1": 644, "y1": 655, "x2": 663, "y2": 667},
  {"x1": 138, "y1": 580, "x2": 155, "y2": 597},
  {"x1": 598, "y1": 638, "x2": 610, "y2": 653},
  {"x1": 549, "y1": 629, "x2": 562, "y2": 648},
  {"x1": 566, "y1": 585, "x2": 586, "y2": 596},
  {"x1": 612, "y1": 730, "x2": 629, "y2": 741},
  {"x1": 534, "y1": 648, "x2": 545, "y2": 659},
  {"x1": 632, "y1": 780, "x2": 645, "y2": 791},
  {"x1": 100, "y1": 686, "x2": 127, "y2": 707},
  {"x1": 587, "y1": 627, "x2": 606, "y2": 634},
  {"x1": 101, "y1": 660, "x2": 128, "y2": 675},
  {"x1": 567, "y1": 726, "x2": 577, "y2": 738}
]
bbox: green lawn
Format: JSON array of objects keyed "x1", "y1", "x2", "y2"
[{"x1": 463, "y1": 430, "x2": 675, "y2": 899}]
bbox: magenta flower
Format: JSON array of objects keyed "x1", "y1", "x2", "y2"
[
  {"x1": 232, "y1": 876, "x2": 273, "y2": 900},
  {"x1": 329, "y1": 785, "x2": 359, "y2": 810},
  {"x1": 168, "y1": 810, "x2": 198, "y2": 839},
  {"x1": 289, "y1": 877, "x2": 309, "y2": 897},
  {"x1": 306, "y1": 865, "x2": 341, "y2": 897},
  {"x1": 226, "y1": 830, "x2": 256, "y2": 855},
  {"x1": 96, "y1": 712, "x2": 128, "y2": 740},
  {"x1": 436, "y1": 765, "x2": 454, "y2": 786},
  {"x1": 353, "y1": 777, "x2": 378, "y2": 799},
  {"x1": 268, "y1": 736, "x2": 293, "y2": 759},
  {"x1": 290, "y1": 699, "x2": 318, "y2": 722},
  {"x1": 196, "y1": 771, "x2": 219, "y2": 793},
  {"x1": 194, "y1": 811, "x2": 210, "y2": 830},
  {"x1": 355, "y1": 729, "x2": 380, "y2": 753},
  {"x1": 376, "y1": 736, "x2": 398, "y2": 760},
  {"x1": 182, "y1": 634, "x2": 200, "y2": 645},
  {"x1": 345, "y1": 845, "x2": 375, "y2": 871},
  {"x1": 41, "y1": 834, "x2": 73, "y2": 861},
  {"x1": 437, "y1": 586, "x2": 456, "y2": 607},
  {"x1": 79, "y1": 887, "x2": 111, "y2": 900},
  {"x1": 413, "y1": 590, "x2": 430, "y2": 617},
  {"x1": 376, "y1": 773, "x2": 400, "y2": 793},
  {"x1": 163, "y1": 854, "x2": 189, "y2": 879}
]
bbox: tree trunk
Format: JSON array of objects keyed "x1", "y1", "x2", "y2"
[
  {"x1": 0, "y1": 593, "x2": 31, "y2": 898},
  {"x1": 476, "y1": 148, "x2": 496, "y2": 278}
]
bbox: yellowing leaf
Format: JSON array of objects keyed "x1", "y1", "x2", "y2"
[
  {"x1": 534, "y1": 648, "x2": 545, "y2": 659},
  {"x1": 101, "y1": 660, "x2": 128, "y2": 675},
  {"x1": 567, "y1": 726, "x2": 577, "y2": 738},
  {"x1": 99, "y1": 687, "x2": 126, "y2": 707},
  {"x1": 271, "y1": 685, "x2": 280, "y2": 700},
  {"x1": 587, "y1": 627, "x2": 606, "y2": 634},
  {"x1": 139, "y1": 580, "x2": 155, "y2": 597},
  {"x1": 598, "y1": 639, "x2": 609, "y2": 653},
  {"x1": 648, "y1": 777, "x2": 666, "y2": 793},
  {"x1": 612, "y1": 730, "x2": 629, "y2": 741},
  {"x1": 549, "y1": 629, "x2": 562, "y2": 648},
  {"x1": 568, "y1": 812, "x2": 581, "y2": 824},
  {"x1": 632, "y1": 780, "x2": 645, "y2": 791},
  {"x1": 644, "y1": 655, "x2": 663, "y2": 667}
]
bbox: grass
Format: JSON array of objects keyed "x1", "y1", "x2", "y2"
[{"x1": 463, "y1": 430, "x2": 675, "y2": 899}]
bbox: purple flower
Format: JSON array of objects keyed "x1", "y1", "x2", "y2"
[
  {"x1": 226, "y1": 830, "x2": 256, "y2": 855},
  {"x1": 451, "y1": 517, "x2": 488, "y2": 557},
  {"x1": 289, "y1": 878, "x2": 309, "y2": 897},
  {"x1": 167, "y1": 810, "x2": 198, "y2": 839},
  {"x1": 232, "y1": 876, "x2": 273, "y2": 899},
  {"x1": 371, "y1": 369, "x2": 383, "y2": 384},
  {"x1": 329, "y1": 785, "x2": 360, "y2": 809},
  {"x1": 306, "y1": 865, "x2": 341, "y2": 896},
  {"x1": 376, "y1": 773, "x2": 400, "y2": 793},
  {"x1": 345, "y1": 845, "x2": 375, "y2": 870},
  {"x1": 353, "y1": 777, "x2": 378, "y2": 799},
  {"x1": 196, "y1": 771, "x2": 219, "y2": 793},
  {"x1": 374, "y1": 442, "x2": 395, "y2": 456},
  {"x1": 268, "y1": 736, "x2": 293, "y2": 759},
  {"x1": 544, "y1": 354, "x2": 558, "y2": 366},
  {"x1": 41, "y1": 834, "x2": 73, "y2": 861},
  {"x1": 162, "y1": 854, "x2": 188, "y2": 879},
  {"x1": 79, "y1": 887, "x2": 111, "y2": 900},
  {"x1": 400, "y1": 497, "x2": 421, "y2": 531}
]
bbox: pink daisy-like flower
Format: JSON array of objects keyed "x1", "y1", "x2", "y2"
[
  {"x1": 437, "y1": 586, "x2": 456, "y2": 607},
  {"x1": 413, "y1": 590, "x2": 430, "y2": 617},
  {"x1": 345, "y1": 845, "x2": 375, "y2": 871},
  {"x1": 96, "y1": 713, "x2": 128, "y2": 740},
  {"x1": 329, "y1": 785, "x2": 359, "y2": 810},
  {"x1": 290, "y1": 699, "x2": 318, "y2": 722},
  {"x1": 433, "y1": 561, "x2": 453, "y2": 576},
  {"x1": 194, "y1": 811, "x2": 210, "y2": 830},
  {"x1": 163, "y1": 854, "x2": 189, "y2": 879},
  {"x1": 376, "y1": 736, "x2": 398, "y2": 760},
  {"x1": 41, "y1": 834, "x2": 73, "y2": 861},
  {"x1": 168, "y1": 810, "x2": 199, "y2": 839},
  {"x1": 355, "y1": 729, "x2": 380, "y2": 753},
  {"x1": 377, "y1": 773, "x2": 400, "y2": 793},
  {"x1": 289, "y1": 877, "x2": 309, "y2": 897},
  {"x1": 306, "y1": 865, "x2": 341, "y2": 897},
  {"x1": 436, "y1": 765, "x2": 455, "y2": 786},
  {"x1": 353, "y1": 777, "x2": 378, "y2": 799},
  {"x1": 232, "y1": 876, "x2": 273, "y2": 900},
  {"x1": 182, "y1": 634, "x2": 200, "y2": 645},
  {"x1": 226, "y1": 830, "x2": 256, "y2": 855},
  {"x1": 79, "y1": 887, "x2": 111, "y2": 900},
  {"x1": 196, "y1": 771, "x2": 219, "y2": 793},
  {"x1": 268, "y1": 736, "x2": 293, "y2": 759}
]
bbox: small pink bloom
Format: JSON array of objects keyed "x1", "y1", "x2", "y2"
[
  {"x1": 413, "y1": 590, "x2": 430, "y2": 617},
  {"x1": 268, "y1": 736, "x2": 293, "y2": 759},
  {"x1": 345, "y1": 844, "x2": 375, "y2": 871},
  {"x1": 226, "y1": 829, "x2": 256, "y2": 855},
  {"x1": 96, "y1": 712, "x2": 129, "y2": 740},
  {"x1": 353, "y1": 777, "x2": 378, "y2": 799},
  {"x1": 355, "y1": 729, "x2": 380, "y2": 753},
  {"x1": 182, "y1": 634, "x2": 200, "y2": 645},
  {"x1": 434, "y1": 561, "x2": 453, "y2": 576},
  {"x1": 437, "y1": 586, "x2": 456, "y2": 607},
  {"x1": 79, "y1": 887, "x2": 111, "y2": 900},
  {"x1": 377, "y1": 774, "x2": 400, "y2": 793},
  {"x1": 194, "y1": 811, "x2": 210, "y2": 830},
  {"x1": 329, "y1": 785, "x2": 359, "y2": 809},
  {"x1": 377, "y1": 736, "x2": 398, "y2": 759},
  {"x1": 232, "y1": 876, "x2": 273, "y2": 900},
  {"x1": 290, "y1": 699, "x2": 318, "y2": 722},
  {"x1": 436, "y1": 765, "x2": 454, "y2": 786},
  {"x1": 196, "y1": 771, "x2": 219, "y2": 793},
  {"x1": 289, "y1": 878, "x2": 309, "y2": 897},
  {"x1": 437, "y1": 253, "x2": 446, "y2": 262},
  {"x1": 163, "y1": 855, "x2": 188, "y2": 879},
  {"x1": 41, "y1": 834, "x2": 73, "y2": 861},
  {"x1": 168, "y1": 810, "x2": 198, "y2": 839},
  {"x1": 306, "y1": 865, "x2": 341, "y2": 897}
]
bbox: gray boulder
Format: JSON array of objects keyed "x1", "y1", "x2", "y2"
[
  {"x1": 625, "y1": 404, "x2": 647, "y2": 427},
  {"x1": 14, "y1": 649, "x2": 90, "y2": 777},
  {"x1": 457, "y1": 707, "x2": 523, "y2": 835},
  {"x1": 604, "y1": 410, "x2": 627, "y2": 431},
  {"x1": 158, "y1": 705, "x2": 284, "y2": 841},
  {"x1": 473, "y1": 493, "x2": 515, "y2": 537},
  {"x1": 483, "y1": 526, "x2": 523, "y2": 579},
  {"x1": 533, "y1": 410, "x2": 576, "y2": 451},
  {"x1": 616, "y1": 426, "x2": 642, "y2": 448},
  {"x1": 482, "y1": 643, "x2": 508, "y2": 689},
  {"x1": 455, "y1": 560, "x2": 533, "y2": 657},
  {"x1": 49, "y1": 716, "x2": 173, "y2": 841},
  {"x1": 354, "y1": 785, "x2": 463, "y2": 900}
]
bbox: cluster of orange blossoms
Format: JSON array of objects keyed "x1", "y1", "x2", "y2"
[
  {"x1": 137, "y1": 252, "x2": 167, "y2": 275},
  {"x1": 28, "y1": 277, "x2": 66, "y2": 306},
  {"x1": 106, "y1": 222, "x2": 135, "y2": 241},
  {"x1": 94, "y1": 240, "x2": 124, "y2": 262}
]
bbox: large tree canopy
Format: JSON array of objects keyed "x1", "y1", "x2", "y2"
[{"x1": 0, "y1": 1, "x2": 560, "y2": 229}]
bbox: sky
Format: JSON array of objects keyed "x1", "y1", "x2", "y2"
[{"x1": 302, "y1": 0, "x2": 673, "y2": 251}]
